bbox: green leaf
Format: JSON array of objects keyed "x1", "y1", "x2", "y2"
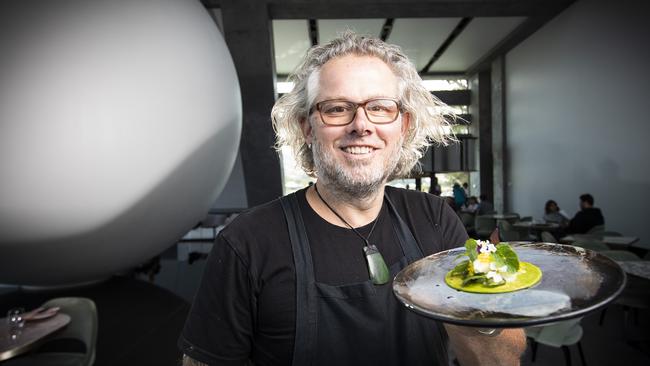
[
  {"x1": 496, "y1": 244, "x2": 520, "y2": 273},
  {"x1": 465, "y1": 239, "x2": 478, "y2": 262},
  {"x1": 462, "y1": 274, "x2": 487, "y2": 286},
  {"x1": 450, "y1": 260, "x2": 469, "y2": 277}
]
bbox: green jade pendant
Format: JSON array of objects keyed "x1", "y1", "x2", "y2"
[{"x1": 363, "y1": 244, "x2": 390, "y2": 285}]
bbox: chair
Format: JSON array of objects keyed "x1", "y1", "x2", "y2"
[
  {"x1": 600, "y1": 250, "x2": 641, "y2": 261},
  {"x1": 572, "y1": 240, "x2": 609, "y2": 252},
  {"x1": 459, "y1": 212, "x2": 475, "y2": 231},
  {"x1": 498, "y1": 220, "x2": 521, "y2": 241},
  {"x1": 541, "y1": 231, "x2": 558, "y2": 243},
  {"x1": 3, "y1": 297, "x2": 98, "y2": 366},
  {"x1": 475, "y1": 215, "x2": 497, "y2": 239},
  {"x1": 526, "y1": 318, "x2": 587, "y2": 366},
  {"x1": 503, "y1": 212, "x2": 521, "y2": 223}
]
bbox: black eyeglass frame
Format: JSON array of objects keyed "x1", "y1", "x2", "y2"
[{"x1": 310, "y1": 98, "x2": 403, "y2": 126}]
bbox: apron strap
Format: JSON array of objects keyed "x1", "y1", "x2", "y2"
[
  {"x1": 384, "y1": 194, "x2": 425, "y2": 263},
  {"x1": 280, "y1": 193, "x2": 316, "y2": 366}
]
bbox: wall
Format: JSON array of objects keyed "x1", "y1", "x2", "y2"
[{"x1": 505, "y1": 0, "x2": 650, "y2": 243}]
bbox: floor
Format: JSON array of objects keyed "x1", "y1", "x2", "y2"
[{"x1": 2, "y1": 253, "x2": 649, "y2": 366}]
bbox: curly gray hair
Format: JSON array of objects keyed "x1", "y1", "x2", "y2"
[{"x1": 271, "y1": 31, "x2": 455, "y2": 179}]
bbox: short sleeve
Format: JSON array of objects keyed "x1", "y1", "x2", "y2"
[
  {"x1": 439, "y1": 201, "x2": 469, "y2": 251},
  {"x1": 178, "y1": 234, "x2": 254, "y2": 365}
]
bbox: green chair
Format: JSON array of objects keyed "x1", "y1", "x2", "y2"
[
  {"x1": 498, "y1": 220, "x2": 521, "y2": 241},
  {"x1": 459, "y1": 212, "x2": 475, "y2": 231},
  {"x1": 600, "y1": 250, "x2": 641, "y2": 261},
  {"x1": 3, "y1": 297, "x2": 98, "y2": 366},
  {"x1": 541, "y1": 231, "x2": 558, "y2": 243},
  {"x1": 475, "y1": 215, "x2": 497, "y2": 239},
  {"x1": 587, "y1": 225, "x2": 605, "y2": 234},
  {"x1": 526, "y1": 318, "x2": 587, "y2": 366}
]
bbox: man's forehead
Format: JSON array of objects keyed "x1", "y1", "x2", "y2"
[{"x1": 316, "y1": 55, "x2": 399, "y2": 100}]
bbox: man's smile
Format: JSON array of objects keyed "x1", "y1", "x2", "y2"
[{"x1": 341, "y1": 145, "x2": 376, "y2": 155}]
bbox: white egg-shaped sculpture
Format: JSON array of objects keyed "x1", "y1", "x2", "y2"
[{"x1": 0, "y1": 0, "x2": 241, "y2": 285}]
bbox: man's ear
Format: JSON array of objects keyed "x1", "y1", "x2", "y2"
[{"x1": 300, "y1": 117, "x2": 313, "y2": 145}]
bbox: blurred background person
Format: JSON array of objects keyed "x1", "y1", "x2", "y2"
[
  {"x1": 568, "y1": 193, "x2": 605, "y2": 233},
  {"x1": 543, "y1": 199, "x2": 570, "y2": 227},
  {"x1": 477, "y1": 194, "x2": 494, "y2": 215},
  {"x1": 461, "y1": 196, "x2": 479, "y2": 214},
  {"x1": 452, "y1": 182, "x2": 466, "y2": 209}
]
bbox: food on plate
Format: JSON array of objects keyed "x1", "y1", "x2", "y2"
[{"x1": 445, "y1": 237, "x2": 542, "y2": 294}]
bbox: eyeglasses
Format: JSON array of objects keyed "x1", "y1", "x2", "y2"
[{"x1": 311, "y1": 98, "x2": 402, "y2": 126}]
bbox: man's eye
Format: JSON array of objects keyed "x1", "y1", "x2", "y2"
[
  {"x1": 323, "y1": 105, "x2": 351, "y2": 114},
  {"x1": 367, "y1": 105, "x2": 386, "y2": 112}
]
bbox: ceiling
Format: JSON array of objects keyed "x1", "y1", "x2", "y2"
[{"x1": 272, "y1": 17, "x2": 526, "y2": 77}]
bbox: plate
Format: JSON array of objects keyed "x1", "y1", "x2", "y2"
[{"x1": 393, "y1": 243, "x2": 627, "y2": 328}]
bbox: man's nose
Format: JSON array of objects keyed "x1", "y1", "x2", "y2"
[{"x1": 347, "y1": 106, "x2": 371, "y2": 135}]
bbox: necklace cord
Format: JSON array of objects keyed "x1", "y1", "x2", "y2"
[{"x1": 313, "y1": 184, "x2": 378, "y2": 246}]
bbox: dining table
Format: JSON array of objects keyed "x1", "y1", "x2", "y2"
[
  {"x1": 560, "y1": 235, "x2": 640, "y2": 249},
  {"x1": 513, "y1": 221, "x2": 560, "y2": 231},
  {"x1": 0, "y1": 313, "x2": 70, "y2": 361}
]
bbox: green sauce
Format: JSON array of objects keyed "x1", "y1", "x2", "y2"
[{"x1": 445, "y1": 262, "x2": 543, "y2": 293}]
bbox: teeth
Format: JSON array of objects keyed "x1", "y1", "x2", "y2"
[{"x1": 343, "y1": 146, "x2": 373, "y2": 154}]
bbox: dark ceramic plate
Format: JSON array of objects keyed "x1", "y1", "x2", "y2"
[{"x1": 393, "y1": 243, "x2": 626, "y2": 328}]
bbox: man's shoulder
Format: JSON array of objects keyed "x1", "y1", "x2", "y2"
[
  {"x1": 385, "y1": 186, "x2": 445, "y2": 208},
  {"x1": 216, "y1": 194, "x2": 294, "y2": 267},
  {"x1": 385, "y1": 186, "x2": 449, "y2": 223},
  {"x1": 222, "y1": 198, "x2": 284, "y2": 234},
  {"x1": 385, "y1": 185, "x2": 436, "y2": 199}
]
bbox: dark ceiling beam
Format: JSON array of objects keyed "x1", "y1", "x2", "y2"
[
  {"x1": 466, "y1": 0, "x2": 576, "y2": 75},
  {"x1": 432, "y1": 90, "x2": 471, "y2": 106},
  {"x1": 379, "y1": 18, "x2": 394, "y2": 41},
  {"x1": 266, "y1": 0, "x2": 574, "y2": 19},
  {"x1": 308, "y1": 19, "x2": 319, "y2": 46},
  {"x1": 420, "y1": 71, "x2": 466, "y2": 78},
  {"x1": 420, "y1": 17, "x2": 471, "y2": 73}
]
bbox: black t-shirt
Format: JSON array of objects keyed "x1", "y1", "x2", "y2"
[
  {"x1": 179, "y1": 186, "x2": 468, "y2": 365},
  {"x1": 569, "y1": 207, "x2": 605, "y2": 234}
]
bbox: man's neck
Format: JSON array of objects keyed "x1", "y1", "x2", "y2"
[{"x1": 306, "y1": 181, "x2": 386, "y2": 228}]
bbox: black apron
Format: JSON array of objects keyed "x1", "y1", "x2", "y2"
[{"x1": 280, "y1": 192, "x2": 449, "y2": 366}]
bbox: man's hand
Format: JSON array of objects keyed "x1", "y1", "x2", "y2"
[{"x1": 444, "y1": 324, "x2": 526, "y2": 366}]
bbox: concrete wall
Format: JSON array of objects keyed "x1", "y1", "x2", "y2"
[{"x1": 505, "y1": 0, "x2": 650, "y2": 243}]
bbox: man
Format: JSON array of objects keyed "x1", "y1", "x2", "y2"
[
  {"x1": 179, "y1": 32, "x2": 525, "y2": 366},
  {"x1": 569, "y1": 193, "x2": 605, "y2": 233}
]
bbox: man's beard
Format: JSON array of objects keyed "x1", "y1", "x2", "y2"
[{"x1": 312, "y1": 138, "x2": 402, "y2": 200}]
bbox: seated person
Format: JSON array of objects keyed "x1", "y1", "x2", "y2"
[
  {"x1": 477, "y1": 194, "x2": 494, "y2": 215},
  {"x1": 461, "y1": 196, "x2": 479, "y2": 214},
  {"x1": 543, "y1": 200, "x2": 569, "y2": 227},
  {"x1": 568, "y1": 193, "x2": 605, "y2": 233}
]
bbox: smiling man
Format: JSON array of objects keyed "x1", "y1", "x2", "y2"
[{"x1": 179, "y1": 32, "x2": 525, "y2": 366}]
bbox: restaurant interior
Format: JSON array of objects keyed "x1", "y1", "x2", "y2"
[{"x1": 1, "y1": 0, "x2": 649, "y2": 365}]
